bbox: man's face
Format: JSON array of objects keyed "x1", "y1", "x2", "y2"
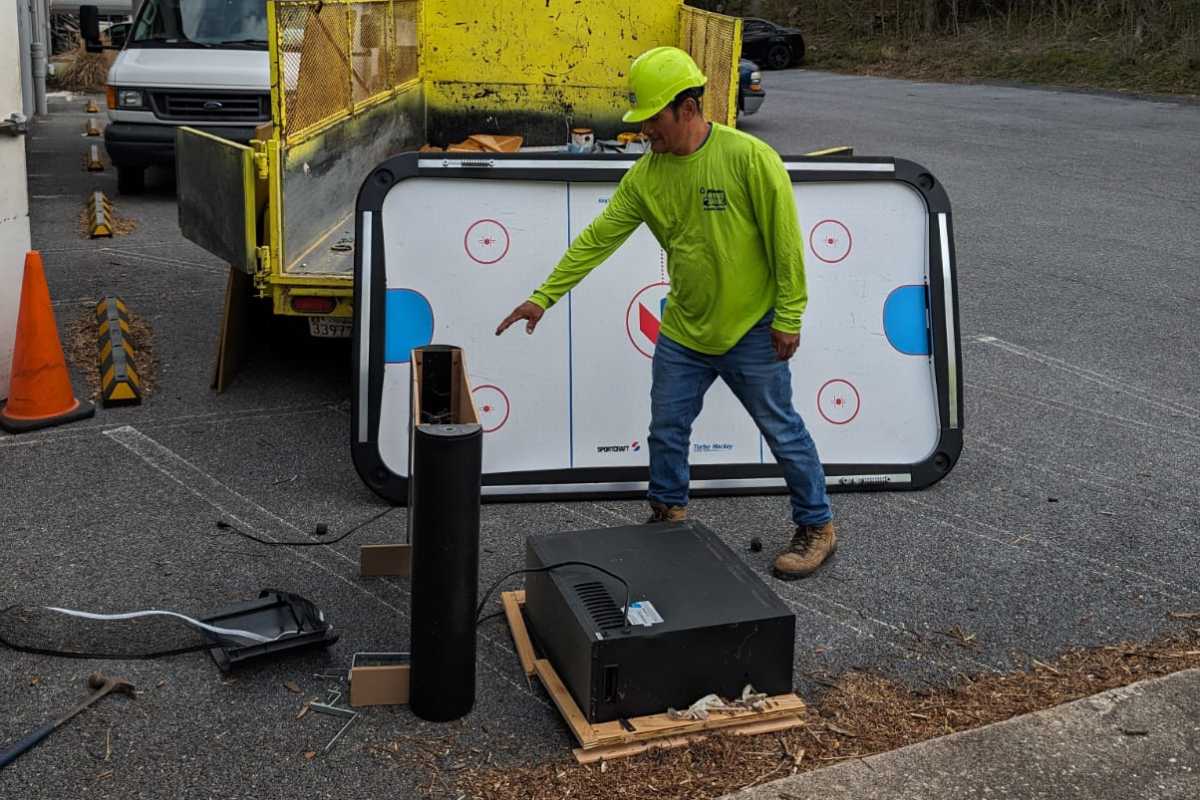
[{"x1": 641, "y1": 104, "x2": 687, "y2": 154}]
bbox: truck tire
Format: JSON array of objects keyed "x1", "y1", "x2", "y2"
[
  {"x1": 791, "y1": 35, "x2": 806, "y2": 66},
  {"x1": 117, "y1": 166, "x2": 145, "y2": 195},
  {"x1": 765, "y1": 43, "x2": 792, "y2": 70}
]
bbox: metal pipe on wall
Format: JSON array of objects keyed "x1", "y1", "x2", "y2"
[
  {"x1": 29, "y1": 0, "x2": 47, "y2": 116},
  {"x1": 16, "y1": 0, "x2": 35, "y2": 118}
]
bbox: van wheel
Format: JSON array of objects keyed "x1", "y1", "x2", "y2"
[{"x1": 116, "y1": 166, "x2": 145, "y2": 195}]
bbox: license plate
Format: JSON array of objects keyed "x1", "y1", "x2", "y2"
[{"x1": 308, "y1": 316, "x2": 353, "y2": 338}]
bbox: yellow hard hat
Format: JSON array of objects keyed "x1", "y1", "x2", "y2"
[{"x1": 623, "y1": 47, "x2": 708, "y2": 124}]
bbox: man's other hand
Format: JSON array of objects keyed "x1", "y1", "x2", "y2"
[
  {"x1": 496, "y1": 301, "x2": 545, "y2": 336},
  {"x1": 771, "y1": 328, "x2": 800, "y2": 361}
]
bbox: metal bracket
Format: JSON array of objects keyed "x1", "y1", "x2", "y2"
[
  {"x1": 251, "y1": 140, "x2": 269, "y2": 180},
  {"x1": 0, "y1": 112, "x2": 28, "y2": 137},
  {"x1": 309, "y1": 688, "x2": 360, "y2": 754},
  {"x1": 254, "y1": 245, "x2": 272, "y2": 291}
]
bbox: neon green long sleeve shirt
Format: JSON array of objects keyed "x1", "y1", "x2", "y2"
[{"x1": 528, "y1": 123, "x2": 808, "y2": 355}]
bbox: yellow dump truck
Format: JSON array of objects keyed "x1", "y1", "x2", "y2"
[{"x1": 175, "y1": 0, "x2": 742, "y2": 346}]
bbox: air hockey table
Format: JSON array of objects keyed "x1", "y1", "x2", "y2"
[{"x1": 350, "y1": 153, "x2": 962, "y2": 503}]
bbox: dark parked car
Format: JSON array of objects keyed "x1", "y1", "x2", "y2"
[
  {"x1": 738, "y1": 58, "x2": 764, "y2": 116},
  {"x1": 741, "y1": 17, "x2": 805, "y2": 70}
]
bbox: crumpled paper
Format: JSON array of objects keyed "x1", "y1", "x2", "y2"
[{"x1": 667, "y1": 684, "x2": 770, "y2": 720}]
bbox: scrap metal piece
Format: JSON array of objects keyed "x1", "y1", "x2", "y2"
[
  {"x1": 87, "y1": 191, "x2": 114, "y2": 238},
  {"x1": 308, "y1": 689, "x2": 360, "y2": 754},
  {"x1": 95, "y1": 296, "x2": 141, "y2": 407}
]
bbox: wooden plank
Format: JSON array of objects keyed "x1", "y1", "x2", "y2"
[
  {"x1": 585, "y1": 694, "x2": 807, "y2": 749},
  {"x1": 451, "y1": 350, "x2": 480, "y2": 425},
  {"x1": 507, "y1": 593, "x2": 806, "y2": 758},
  {"x1": 729, "y1": 715, "x2": 805, "y2": 737},
  {"x1": 501, "y1": 591, "x2": 536, "y2": 677},
  {"x1": 533, "y1": 659, "x2": 597, "y2": 747},
  {"x1": 211, "y1": 266, "x2": 251, "y2": 393},
  {"x1": 359, "y1": 543, "x2": 411, "y2": 577},
  {"x1": 572, "y1": 734, "x2": 699, "y2": 765},
  {"x1": 573, "y1": 717, "x2": 805, "y2": 764}
]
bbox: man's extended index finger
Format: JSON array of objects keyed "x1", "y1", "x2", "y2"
[{"x1": 495, "y1": 312, "x2": 518, "y2": 335}]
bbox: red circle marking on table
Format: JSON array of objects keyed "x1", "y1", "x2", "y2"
[
  {"x1": 809, "y1": 219, "x2": 853, "y2": 264},
  {"x1": 464, "y1": 219, "x2": 511, "y2": 265},
  {"x1": 624, "y1": 281, "x2": 670, "y2": 360},
  {"x1": 816, "y1": 378, "x2": 861, "y2": 425},
  {"x1": 472, "y1": 384, "x2": 511, "y2": 432}
]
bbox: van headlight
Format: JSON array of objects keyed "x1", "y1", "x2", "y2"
[{"x1": 117, "y1": 89, "x2": 146, "y2": 109}]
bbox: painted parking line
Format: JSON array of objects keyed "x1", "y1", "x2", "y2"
[{"x1": 102, "y1": 424, "x2": 546, "y2": 706}]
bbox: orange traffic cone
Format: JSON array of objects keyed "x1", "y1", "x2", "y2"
[{"x1": 0, "y1": 252, "x2": 95, "y2": 433}]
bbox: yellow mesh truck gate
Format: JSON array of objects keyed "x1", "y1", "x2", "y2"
[{"x1": 176, "y1": 0, "x2": 743, "y2": 327}]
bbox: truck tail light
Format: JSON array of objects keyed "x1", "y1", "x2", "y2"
[{"x1": 291, "y1": 296, "x2": 337, "y2": 315}]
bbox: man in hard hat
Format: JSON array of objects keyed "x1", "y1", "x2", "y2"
[{"x1": 495, "y1": 47, "x2": 834, "y2": 580}]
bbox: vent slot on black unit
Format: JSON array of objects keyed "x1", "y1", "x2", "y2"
[{"x1": 574, "y1": 581, "x2": 625, "y2": 630}]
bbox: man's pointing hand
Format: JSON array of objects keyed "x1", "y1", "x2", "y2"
[{"x1": 495, "y1": 301, "x2": 545, "y2": 336}]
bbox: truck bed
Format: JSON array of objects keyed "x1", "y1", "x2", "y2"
[{"x1": 283, "y1": 214, "x2": 355, "y2": 277}]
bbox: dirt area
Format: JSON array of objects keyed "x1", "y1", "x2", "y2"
[{"x1": 449, "y1": 624, "x2": 1200, "y2": 800}]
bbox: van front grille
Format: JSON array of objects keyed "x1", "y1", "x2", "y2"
[{"x1": 148, "y1": 91, "x2": 269, "y2": 122}]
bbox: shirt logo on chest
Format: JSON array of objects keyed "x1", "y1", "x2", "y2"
[{"x1": 699, "y1": 186, "x2": 728, "y2": 212}]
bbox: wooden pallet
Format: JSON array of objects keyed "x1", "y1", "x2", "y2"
[{"x1": 501, "y1": 591, "x2": 806, "y2": 763}]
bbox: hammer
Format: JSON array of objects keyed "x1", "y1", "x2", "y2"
[{"x1": 0, "y1": 672, "x2": 135, "y2": 770}]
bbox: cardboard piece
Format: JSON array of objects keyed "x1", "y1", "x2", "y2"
[
  {"x1": 211, "y1": 266, "x2": 251, "y2": 392},
  {"x1": 420, "y1": 134, "x2": 523, "y2": 154},
  {"x1": 359, "y1": 543, "x2": 411, "y2": 577},
  {"x1": 349, "y1": 652, "x2": 411, "y2": 707}
]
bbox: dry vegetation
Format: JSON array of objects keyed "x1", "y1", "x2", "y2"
[
  {"x1": 66, "y1": 305, "x2": 159, "y2": 401},
  {"x1": 77, "y1": 201, "x2": 137, "y2": 239},
  {"x1": 697, "y1": 1, "x2": 1200, "y2": 95},
  {"x1": 51, "y1": 44, "x2": 114, "y2": 93},
  {"x1": 434, "y1": 626, "x2": 1200, "y2": 800}
]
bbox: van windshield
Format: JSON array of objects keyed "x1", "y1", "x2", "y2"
[{"x1": 129, "y1": 0, "x2": 268, "y2": 49}]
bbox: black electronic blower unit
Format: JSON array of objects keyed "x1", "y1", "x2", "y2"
[{"x1": 524, "y1": 521, "x2": 796, "y2": 723}]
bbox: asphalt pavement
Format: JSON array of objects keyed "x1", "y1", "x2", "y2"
[{"x1": 2, "y1": 73, "x2": 1198, "y2": 798}]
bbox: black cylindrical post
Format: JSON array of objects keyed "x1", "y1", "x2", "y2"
[{"x1": 408, "y1": 422, "x2": 482, "y2": 721}]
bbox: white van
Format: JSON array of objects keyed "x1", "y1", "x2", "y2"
[{"x1": 82, "y1": 0, "x2": 269, "y2": 194}]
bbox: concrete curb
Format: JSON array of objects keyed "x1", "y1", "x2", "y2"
[{"x1": 722, "y1": 669, "x2": 1200, "y2": 800}]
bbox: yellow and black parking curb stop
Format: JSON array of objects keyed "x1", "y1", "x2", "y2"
[
  {"x1": 87, "y1": 191, "x2": 113, "y2": 238},
  {"x1": 95, "y1": 297, "x2": 142, "y2": 407},
  {"x1": 85, "y1": 99, "x2": 100, "y2": 113},
  {"x1": 84, "y1": 144, "x2": 104, "y2": 172},
  {"x1": 85, "y1": 118, "x2": 102, "y2": 136}
]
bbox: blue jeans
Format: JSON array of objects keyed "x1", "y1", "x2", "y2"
[{"x1": 647, "y1": 314, "x2": 833, "y2": 527}]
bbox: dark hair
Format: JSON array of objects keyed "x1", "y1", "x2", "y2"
[{"x1": 669, "y1": 86, "x2": 705, "y2": 117}]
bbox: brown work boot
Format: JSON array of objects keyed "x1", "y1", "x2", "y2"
[
  {"x1": 646, "y1": 502, "x2": 687, "y2": 523},
  {"x1": 772, "y1": 521, "x2": 837, "y2": 580}
]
